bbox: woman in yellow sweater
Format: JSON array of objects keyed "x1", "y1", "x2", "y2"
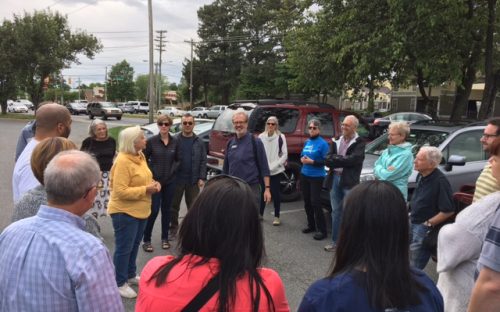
[{"x1": 108, "y1": 126, "x2": 161, "y2": 299}]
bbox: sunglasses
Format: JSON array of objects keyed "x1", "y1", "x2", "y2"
[
  {"x1": 157, "y1": 122, "x2": 170, "y2": 127},
  {"x1": 183, "y1": 121, "x2": 194, "y2": 126},
  {"x1": 267, "y1": 122, "x2": 276, "y2": 126},
  {"x1": 206, "y1": 174, "x2": 249, "y2": 189},
  {"x1": 308, "y1": 126, "x2": 318, "y2": 130}
]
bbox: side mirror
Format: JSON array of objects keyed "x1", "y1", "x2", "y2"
[{"x1": 444, "y1": 155, "x2": 466, "y2": 172}]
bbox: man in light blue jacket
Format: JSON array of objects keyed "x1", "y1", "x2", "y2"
[{"x1": 374, "y1": 121, "x2": 414, "y2": 201}]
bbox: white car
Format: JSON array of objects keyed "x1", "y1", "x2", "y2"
[
  {"x1": 188, "y1": 107, "x2": 210, "y2": 118},
  {"x1": 15, "y1": 99, "x2": 34, "y2": 110},
  {"x1": 158, "y1": 107, "x2": 186, "y2": 117},
  {"x1": 8, "y1": 103, "x2": 29, "y2": 113}
]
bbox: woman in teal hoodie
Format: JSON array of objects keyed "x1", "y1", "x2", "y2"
[{"x1": 374, "y1": 121, "x2": 414, "y2": 201}]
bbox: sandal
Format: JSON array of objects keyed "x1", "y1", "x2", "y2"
[
  {"x1": 142, "y1": 242, "x2": 153, "y2": 253},
  {"x1": 162, "y1": 240, "x2": 171, "y2": 250}
]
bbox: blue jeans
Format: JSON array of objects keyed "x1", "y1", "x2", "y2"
[
  {"x1": 143, "y1": 181, "x2": 176, "y2": 242},
  {"x1": 410, "y1": 222, "x2": 432, "y2": 269},
  {"x1": 111, "y1": 213, "x2": 147, "y2": 286},
  {"x1": 330, "y1": 174, "x2": 350, "y2": 244}
]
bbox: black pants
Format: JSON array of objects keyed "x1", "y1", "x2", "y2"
[
  {"x1": 301, "y1": 174, "x2": 326, "y2": 234},
  {"x1": 260, "y1": 174, "x2": 282, "y2": 217}
]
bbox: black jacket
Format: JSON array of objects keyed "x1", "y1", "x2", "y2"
[
  {"x1": 175, "y1": 133, "x2": 207, "y2": 184},
  {"x1": 325, "y1": 136, "x2": 365, "y2": 189},
  {"x1": 144, "y1": 133, "x2": 180, "y2": 185}
]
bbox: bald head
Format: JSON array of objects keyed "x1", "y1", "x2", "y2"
[{"x1": 35, "y1": 103, "x2": 72, "y2": 139}]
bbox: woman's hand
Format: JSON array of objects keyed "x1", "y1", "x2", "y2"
[{"x1": 146, "y1": 181, "x2": 161, "y2": 194}]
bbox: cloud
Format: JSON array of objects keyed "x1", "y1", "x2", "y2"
[{"x1": 0, "y1": 0, "x2": 213, "y2": 85}]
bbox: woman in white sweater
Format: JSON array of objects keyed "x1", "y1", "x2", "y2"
[
  {"x1": 258, "y1": 116, "x2": 288, "y2": 225},
  {"x1": 437, "y1": 189, "x2": 500, "y2": 311}
]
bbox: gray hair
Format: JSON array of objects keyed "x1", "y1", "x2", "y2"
[
  {"x1": 44, "y1": 150, "x2": 101, "y2": 205},
  {"x1": 88, "y1": 119, "x2": 107, "y2": 138},
  {"x1": 232, "y1": 111, "x2": 248, "y2": 122},
  {"x1": 420, "y1": 146, "x2": 442, "y2": 167},
  {"x1": 344, "y1": 115, "x2": 359, "y2": 128},
  {"x1": 264, "y1": 116, "x2": 281, "y2": 135},
  {"x1": 308, "y1": 118, "x2": 321, "y2": 129},
  {"x1": 388, "y1": 121, "x2": 410, "y2": 140},
  {"x1": 118, "y1": 126, "x2": 143, "y2": 154}
]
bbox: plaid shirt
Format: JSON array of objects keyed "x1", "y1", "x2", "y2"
[{"x1": 0, "y1": 205, "x2": 123, "y2": 312}]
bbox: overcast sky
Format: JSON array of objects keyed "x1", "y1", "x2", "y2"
[{"x1": 0, "y1": 0, "x2": 213, "y2": 87}]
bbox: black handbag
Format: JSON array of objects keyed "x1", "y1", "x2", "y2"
[
  {"x1": 181, "y1": 273, "x2": 220, "y2": 312},
  {"x1": 423, "y1": 218, "x2": 454, "y2": 256}
]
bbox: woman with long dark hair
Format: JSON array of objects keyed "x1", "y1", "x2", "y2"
[
  {"x1": 136, "y1": 175, "x2": 290, "y2": 312},
  {"x1": 298, "y1": 180, "x2": 443, "y2": 311}
]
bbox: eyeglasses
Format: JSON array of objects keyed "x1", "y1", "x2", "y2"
[
  {"x1": 182, "y1": 121, "x2": 194, "y2": 126},
  {"x1": 206, "y1": 174, "x2": 249, "y2": 189},
  {"x1": 157, "y1": 122, "x2": 170, "y2": 127},
  {"x1": 482, "y1": 133, "x2": 499, "y2": 139},
  {"x1": 308, "y1": 126, "x2": 318, "y2": 130},
  {"x1": 233, "y1": 121, "x2": 246, "y2": 125},
  {"x1": 267, "y1": 123, "x2": 276, "y2": 126},
  {"x1": 82, "y1": 185, "x2": 97, "y2": 199}
]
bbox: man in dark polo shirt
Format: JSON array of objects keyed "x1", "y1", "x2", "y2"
[
  {"x1": 410, "y1": 146, "x2": 455, "y2": 269},
  {"x1": 223, "y1": 111, "x2": 271, "y2": 206}
]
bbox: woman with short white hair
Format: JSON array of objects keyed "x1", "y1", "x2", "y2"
[
  {"x1": 108, "y1": 126, "x2": 161, "y2": 299},
  {"x1": 81, "y1": 119, "x2": 116, "y2": 217},
  {"x1": 374, "y1": 121, "x2": 414, "y2": 200}
]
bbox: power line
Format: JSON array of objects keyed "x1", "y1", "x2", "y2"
[
  {"x1": 46, "y1": 0, "x2": 65, "y2": 9},
  {"x1": 67, "y1": 0, "x2": 99, "y2": 15}
]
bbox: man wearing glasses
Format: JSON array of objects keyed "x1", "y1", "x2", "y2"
[
  {"x1": 170, "y1": 113, "x2": 207, "y2": 238},
  {"x1": 223, "y1": 111, "x2": 272, "y2": 206},
  {"x1": 473, "y1": 118, "x2": 500, "y2": 202}
]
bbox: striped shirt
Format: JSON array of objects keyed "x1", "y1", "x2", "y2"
[
  {"x1": 476, "y1": 203, "x2": 500, "y2": 278},
  {"x1": 473, "y1": 164, "x2": 500, "y2": 202},
  {"x1": 0, "y1": 205, "x2": 123, "y2": 312}
]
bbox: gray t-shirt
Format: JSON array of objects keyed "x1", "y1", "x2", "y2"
[{"x1": 476, "y1": 202, "x2": 500, "y2": 277}]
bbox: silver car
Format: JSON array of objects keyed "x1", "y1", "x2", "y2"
[{"x1": 361, "y1": 122, "x2": 487, "y2": 197}]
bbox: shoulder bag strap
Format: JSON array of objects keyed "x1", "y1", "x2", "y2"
[{"x1": 181, "y1": 273, "x2": 221, "y2": 312}]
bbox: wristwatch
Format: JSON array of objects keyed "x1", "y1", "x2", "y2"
[
  {"x1": 265, "y1": 186, "x2": 270, "y2": 188},
  {"x1": 424, "y1": 220, "x2": 433, "y2": 227}
]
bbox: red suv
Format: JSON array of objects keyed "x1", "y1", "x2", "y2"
[{"x1": 207, "y1": 100, "x2": 375, "y2": 201}]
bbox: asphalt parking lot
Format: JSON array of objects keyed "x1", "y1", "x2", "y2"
[{"x1": 0, "y1": 115, "x2": 438, "y2": 311}]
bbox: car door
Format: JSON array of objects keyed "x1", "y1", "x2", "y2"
[{"x1": 439, "y1": 128, "x2": 487, "y2": 191}]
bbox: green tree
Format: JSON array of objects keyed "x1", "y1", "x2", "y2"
[
  {"x1": 107, "y1": 60, "x2": 135, "y2": 102},
  {"x1": 0, "y1": 21, "x2": 18, "y2": 114},
  {"x1": 8, "y1": 10, "x2": 101, "y2": 109}
]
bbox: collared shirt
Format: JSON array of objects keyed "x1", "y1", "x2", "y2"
[
  {"x1": 0, "y1": 205, "x2": 123, "y2": 312},
  {"x1": 410, "y1": 169, "x2": 455, "y2": 224},
  {"x1": 334, "y1": 134, "x2": 358, "y2": 175},
  {"x1": 473, "y1": 164, "x2": 500, "y2": 202},
  {"x1": 12, "y1": 138, "x2": 40, "y2": 203}
]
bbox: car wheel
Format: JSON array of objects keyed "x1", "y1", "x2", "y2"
[
  {"x1": 117, "y1": 116, "x2": 122, "y2": 120},
  {"x1": 203, "y1": 114, "x2": 208, "y2": 119},
  {"x1": 102, "y1": 114, "x2": 108, "y2": 120},
  {"x1": 279, "y1": 161, "x2": 302, "y2": 202},
  {"x1": 89, "y1": 114, "x2": 94, "y2": 119},
  {"x1": 170, "y1": 113, "x2": 174, "y2": 117}
]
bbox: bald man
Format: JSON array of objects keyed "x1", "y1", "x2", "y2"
[{"x1": 12, "y1": 103, "x2": 72, "y2": 202}]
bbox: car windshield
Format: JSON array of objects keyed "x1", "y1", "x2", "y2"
[
  {"x1": 212, "y1": 106, "x2": 254, "y2": 133},
  {"x1": 365, "y1": 128, "x2": 449, "y2": 157},
  {"x1": 101, "y1": 102, "x2": 114, "y2": 108},
  {"x1": 193, "y1": 122, "x2": 214, "y2": 134}
]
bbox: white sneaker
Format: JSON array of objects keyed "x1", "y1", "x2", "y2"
[
  {"x1": 273, "y1": 217, "x2": 281, "y2": 226},
  {"x1": 118, "y1": 283, "x2": 137, "y2": 298},
  {"x1": 128, "y1": 275, "x2": 140, "y2": 286}
]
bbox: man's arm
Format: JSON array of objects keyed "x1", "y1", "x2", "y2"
[
  {"x1": 427, "y1": 211, "x2": 454, "y2": 227},
  {"x1": 468, "y1": 266, "x2": 500, "y2": 312},
  {"x1": 326, "y1": 140, "x2": 365, "y2": 169}
]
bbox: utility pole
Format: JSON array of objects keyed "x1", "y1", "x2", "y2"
[
  {"x1": 155, "y1": 30, "x2": 167, "y2": 109},
  {"x1": 154, "y1": 62, "x2": 159, "y2": 110},
  {"x1": 147, "y1": 0, "x2": 155, "y2": 123},
  {"x1": 184, "y1": 39, "x2": 194, "y2": 107},
  {"x1": 77, "y1": 77, "x2": 81, "y2": 102},
  {"x1": 60, "y1": 76, "x2": 64, "y2": 105},
  {"x1": 104, "y1": 66, "x2": 108, "y2": 101}
]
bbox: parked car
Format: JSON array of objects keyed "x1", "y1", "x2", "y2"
[
  {"x1": 87, "y1": 101, "x2": 123, "y2": 120},
  {"x1": 8, "y1": 102, "x2": 29, "y2": 113},
  {"x1": 361, "y1": 121, "x2": 486, "y2": 198},
  {"x1": 188, "y1": 106, "x2": 210, "y2": 118},
  {"x1": 15, "y1": 99, "x2": 34, "y2": 110},
  {"x1": 117, "y1": 102, "x2": 135, "y2": 114},
  {"x1": 205, "y1": 105, "x2": 227, "y2": 119},
  {"x1": 141, "y1": 118, "x2": 214, "y2": 140},
  {"x1": 66, "y1": 102, "x2": 87, "y2": 115},
  {"x1": 126, "y1": 101, "x2": 149, "y2": 114},
  {"x1": 372, "y1": 112, "x2": 433, "y2": 136},
  {"x1": 207, "y1": 100, "x2": 376, "y2": 202},
  {"x1": 158, "y1": 106, "x2": 186, "y2": 117}
]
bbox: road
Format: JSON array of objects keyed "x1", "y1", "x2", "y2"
[{"x1": 0, "y1": 115, "x2": 438, "y2": 311}]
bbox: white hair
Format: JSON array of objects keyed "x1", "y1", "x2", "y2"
[
  {"x1": 420, "y1": 146, "x2": 442, "y2": 167},
  {"x1": 388, "y1": 121, "x2": 410, "y2": 140}
]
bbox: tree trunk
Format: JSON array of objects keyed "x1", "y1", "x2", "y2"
[
  {"x1": 416, "y1": 68, "x2": 436, "y2": 118},
  {"x1": 367, "y1": 78, "x2": 374, "y2": 113},
  {"x1": 478, "y1": 0, "x2": 497, "y2": 120}
]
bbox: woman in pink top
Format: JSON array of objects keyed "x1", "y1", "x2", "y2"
[{"x1": 136, "y1": 175, "x2": 290, "y2": 312}]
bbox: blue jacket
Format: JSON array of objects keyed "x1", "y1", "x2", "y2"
[
  {"x1": 301, "y1": 136, "x2": 329, "y2": 178},
  {"x1": 374, "y1": 142, "x2": 414, "y2": 200}
]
